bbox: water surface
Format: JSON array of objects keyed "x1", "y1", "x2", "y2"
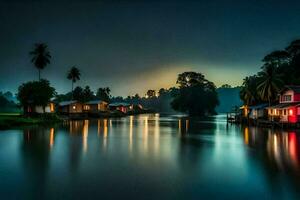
[{"x1": 1, "y1": 114, "x2": 300, "y2": 199}]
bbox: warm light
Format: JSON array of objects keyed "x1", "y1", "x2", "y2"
[
  {"x1": 289, "y1": 109, "x2": 293, "y2": 115},
  {"x1": 49, "y1": 128, "x2": 54, "y2": 148},
  {"x1": 84, "y1": 105, "x2": 90, "y2": 110},
  {"x1": 73, "y1": 105, "x2": 76, "y2": 110},
  {"x1": 50, "y1": 103, "x2": 55, "y2": 112}
]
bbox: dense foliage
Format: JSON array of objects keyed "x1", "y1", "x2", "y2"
[
  {"x1": 240, "y1": 39, "x2": 300, "y2": 106},
  {"x1": 17, "y1": 79, "x2": 56, "y2": 111},
  {"x1": 171, "y1": 72, "x2": 219, "y2": 116}
]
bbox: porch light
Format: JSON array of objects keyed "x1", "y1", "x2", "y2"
[
  {"x1": 289, "y1": 109, "x2": 293, "y2": 115},
  {"x1": 73, "y1": 105, "x2": 76, "y2": 110}
]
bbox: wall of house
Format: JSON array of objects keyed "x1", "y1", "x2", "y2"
[
  {"x1": 294, "y1": 93, "x2": 300, "y2": 102},
  {"x1": 288, "y1": 107, "x2": 297, "y2": 123},
  {"x1": 69, "y1": 103, "x2": 83, "y2": 113},
  {"x1": 98, "y1": 103, "x2": 108, "y2": 111},
  {"x1": 33, "y1": 104, "x2": 54, "y2": 113},
  {"x1": 280, "y1": 90, "x2": 294, "y2": 103}
]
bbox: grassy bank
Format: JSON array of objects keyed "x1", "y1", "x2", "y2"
[{"x1": 0, "y1": 113, "x2": 62, "y2": 129}]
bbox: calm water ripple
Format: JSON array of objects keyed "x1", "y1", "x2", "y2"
[{"x1": 0, "y1": 114, "x2": 300, "y2": 199}]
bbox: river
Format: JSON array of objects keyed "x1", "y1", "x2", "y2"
[{"x1": 0, "y1": 114, "x2": 300, "y2": 199}]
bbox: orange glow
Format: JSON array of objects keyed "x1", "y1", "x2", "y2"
[
  {"x1": 244, "y1": 127, "x2": 249, "y2": 145},
  {"x1": 50, "y1": 103, "x2": 55, "y2": 112},
  {"x1": 49, "y1": 128, "x2": 54, "y2": 148},
  {"x1": 289, "y1": 109, "x2": 293, "y2": 115},
  {"x1": 83, "y1": 120, "x2": 89, "y2": 152}
]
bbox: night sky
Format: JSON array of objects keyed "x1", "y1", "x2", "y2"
[{"x1": 1, "y1": 0, "x2": 300, "y2": 96}]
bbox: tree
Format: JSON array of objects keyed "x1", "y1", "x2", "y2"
[
  {"x1": 17, "y1": 79, "x2": 56, "y2": 114},
  {"x1": 262, "y1": 50, "x2": 290, "y2": 67},
  {"x1": 96, "y1": 87, "x2": 111, "y2": 102},
  {"x1": 257, "y1": 65, "x2": 283, "y2": 106},
  {"x1": 30, "y1": 43, "x2": 51, "y2": 80},
  {"x1": 67, "y1": 66, "x2": 81, "y2": 99},
  {"x1": 171, "y1": 72, "x2": 219, "y2": 116},
  {"x1": 220, "y1": 84, "x2": 232, "y2": 89},
  {"x1": 240, "y1": 76, "x2": 260, "y2": 106},
  {"x1": 82, "y1": 86, "x2": 95, "y2": 102},
  {"x1": 146, "y1": 90, "x2": 156, "y2": 98},
  {"x1": 73, "y1": 86, "x2": 84, "y2": 102}
]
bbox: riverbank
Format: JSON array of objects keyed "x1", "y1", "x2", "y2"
[
  {"x1": 0, "y1": 109, "x2": 155, "y2": 129},
  {"x1": 0, "y1": 113, "x2": 62, "y2": 129}
]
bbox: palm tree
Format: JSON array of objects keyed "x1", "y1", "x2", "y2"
[
  {"x1": 30, "y1": 43, "x2": 51, "y2": 80},
  {"x1": 67, "y1": 67, "x2": 81, "y2": 99},
  {"x1": 240, "y1": 76, "x2": 257, "y2": 106},
  {"x1": 257, "y1": 65, "x2": 283, "y2": 106}
]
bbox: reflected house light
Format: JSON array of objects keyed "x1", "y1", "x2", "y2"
[
  {"x1": 83, "y1": 120, "x2": 89, "y2": 153},
  {"x1": 185, "y1": 120, "x2": 189, "y2": 132},
  {"x1": 244, "y1": 127, "x2": 249, "y2": 145},
  {"x1": 49, "y1": 128, "x2": 54, "y2": 148}
]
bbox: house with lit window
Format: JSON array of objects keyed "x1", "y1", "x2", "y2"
[
  {"x1": 25, "y1": 102, "x2": 55, "y2": 114},
  {"x1": 108, "y1": 102, "x2": 133, "y2": 113},
  {"x1": 248, "y1": 104, "x2": 268, "y2": 120},
  {"x1": 267, "y1": 86, "x2": 300, "y2": 123},
  {"x1": 58, "y1": 100, "x2": 83, "y2": 114},
  {"x1": 83, "y1": 100, "x2": 108, "y2": 113}
]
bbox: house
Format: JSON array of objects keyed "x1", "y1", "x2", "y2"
[
  {"x1": 26, "y1": 102, "x2": 55, "y2": 114},
  {"x1": 108, "y1": 102, "x2": 132, "y2": 113},
  {"x1": 83, "y1": 100, "x2": 108, "y2": 113},
  {"x1": 267, "y1": 86, "x2": 300, "y2": 123},
  {"x1": 58, "y1": 100, "x2": 83, "y2": 114},
  {"x1": 248, "y1": 104, "x2": 268, "y2": 120}
]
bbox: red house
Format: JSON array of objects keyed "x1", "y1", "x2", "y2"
[{"x1": 268, "y1": 86, "x2": 300, "y2": 123}]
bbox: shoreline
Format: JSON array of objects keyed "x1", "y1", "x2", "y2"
[{"x1": 0, "y1": 110, "x2": 155, "y2": 130}]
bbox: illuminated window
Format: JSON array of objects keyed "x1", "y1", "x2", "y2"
[
  {"x1": 282, "y1": 95, "x2": 292, "y2": 102},
  {"x1": 83, "y1": 105, "x2": 90, "y2": 110}
]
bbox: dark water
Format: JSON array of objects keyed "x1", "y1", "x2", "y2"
[{"x1": 1, "y1": 114, "x2": 300, "y2": 199}]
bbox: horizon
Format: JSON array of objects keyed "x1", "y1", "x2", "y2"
[{"x1": 1, "y1": 0, "x2": 300, "y2": 96}]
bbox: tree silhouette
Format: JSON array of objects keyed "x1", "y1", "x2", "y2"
[
  {"x1": 30, "y1": 43, "x2": 51, "y2": 81},
  {"x1": 67, "y1": 67, "x2": 81, "y2": 100},
  {"x1": 96, "y1": 87, "x2": 111, "y2": 102},
  {"x1": 257, "y1": 65, "x2": 283, "y2": 106}
]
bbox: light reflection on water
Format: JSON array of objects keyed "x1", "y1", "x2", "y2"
[{"x1": 1, "y1": 114, "x2": 300, "y2": 199}]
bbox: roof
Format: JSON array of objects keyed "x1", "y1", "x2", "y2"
[
  {"x1": 109, "y1": 102, "x2": 131, "y2": 107},
  {"x1": 249, "y1": 104, "x2": 268, "y2": 109},
  {"x1": 58, "y1": 100, "x2": 78, "y2": 106},
  {"x1": 85, "y1": 100, "x2": 108, "y2": 105},
  {"x1": 280, "y1": 85, "x2": 300, "y2": 94},
  {"x1": 268, "y1": 102, "x2": 300, "y2": 109}
]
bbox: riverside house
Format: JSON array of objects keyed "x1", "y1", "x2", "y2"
[
  {"x1": 26, "y1": 102, "x2": 55, "y2": 114},
  {"x1": 268, "y1": 86, "x2": 300, "y2": 123},
  {"x1": 58, "y1": 100, "x2": 83, "y2": 114},
  {"x1": 108, "y1": 102, "x2": 133, "y2": 113},
  {"x1": 83, "y1": 100, "x2": 108, "y2": 113}
]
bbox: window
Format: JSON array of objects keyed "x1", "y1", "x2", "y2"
[
  {"x1": 282, "y1": 95, "x2": 292, "y2": 102},
  {"x1": 83, "y1": 105, "x2": 90, "y2": 110}
]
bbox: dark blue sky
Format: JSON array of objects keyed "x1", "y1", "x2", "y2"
[{"x1": 1, "y1": 0, "x2": 300, "y2": 96}]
